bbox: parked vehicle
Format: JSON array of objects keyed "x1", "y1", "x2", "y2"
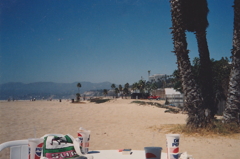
[{"x1": 148, "y1": 95, "x2": 161, "y2": 100}]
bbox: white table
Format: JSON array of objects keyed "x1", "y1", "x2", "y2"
[
  {"x1": 88, "y1": 150, "x2": 167, "y2": 159},
  {"x1": 0, "y1": 139, "x2": 168, "y2": 159}
]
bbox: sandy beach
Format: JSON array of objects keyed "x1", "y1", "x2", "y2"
[{"x1": 0, "y1": 99, "x2": 239, "y2": 159}]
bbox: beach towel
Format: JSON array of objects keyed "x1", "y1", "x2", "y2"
[{"x1": 41, "y1": 134, "x2": 80, "y2": 159}]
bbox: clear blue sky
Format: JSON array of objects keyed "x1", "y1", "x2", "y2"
[{"x1": 0, "y1": 0, "x2": 233, "y2": 85}]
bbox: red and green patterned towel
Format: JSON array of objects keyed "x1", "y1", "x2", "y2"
[{"x1": 42, "y1": 134, "x2": 79, "y2": 159}]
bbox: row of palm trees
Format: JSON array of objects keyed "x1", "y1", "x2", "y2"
[
  {"x1": 76, "y1": 81, "x2": 158, "y2": 100},
  {"x1": 108, "y1": 83, "x2": 130, "y2": 98},
  {"x1": 106, "y1": 79, "x2": 164, "y2": 99},
  {"x1": 131, "y1": 80, "x2": 158, "y2": 94},
  {"x1": 170, "y1": 0, "x2": 240, "y2": 127}
]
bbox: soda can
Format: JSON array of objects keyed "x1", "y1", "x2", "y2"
[
  {"x1": 28, "y1": 138, "x2": 44, "y2": 159},
  {"x1": 166, "y1": 134, "x2": 180, "y2": 159},
  {"x1": 77, "y1": 127, "x2": 91, "y2": 154}
]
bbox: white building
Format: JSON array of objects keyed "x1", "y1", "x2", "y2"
[
  {"x1": 165, "y1": 88, "x2": 181, "y2": 95},
  {"x1": 148, "y1": 74, "x2": 166, "y2": 82},
  {"x1": 165, "y1": 88, "x2": 184, "y2": 107}
]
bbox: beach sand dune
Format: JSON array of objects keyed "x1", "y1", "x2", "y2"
[{"x1": 0, "y1": 99, "x2": 239, "y2": 159}]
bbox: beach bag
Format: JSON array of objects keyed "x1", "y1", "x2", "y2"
[{"x1": 41, "y1": 134, "x2": 80, "y2": 159}]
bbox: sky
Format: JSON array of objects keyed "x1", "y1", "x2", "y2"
[{"x1": 0, "y1": 0, "x2": 234, "y2": 85}]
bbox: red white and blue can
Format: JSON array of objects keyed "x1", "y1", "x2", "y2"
[
  {"x1": 166, "y1": 134, "x2": 180, "y2": 159},
  {"x1": 28, "y1": 138, "x2": 43, "y2": 159}
]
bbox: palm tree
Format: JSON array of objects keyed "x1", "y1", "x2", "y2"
[
  {"x1": 223, "y1": 0, "x2": 240, "y2": 124},
  {"x1": 131, "y1": 82, "x2": 138, "y2": 93},
  {"x1": 145, "y1": 81, "x2": 152, "y2": 94},
  {"x1": 124, "y1": 83, "x2": 130, "y2": 98},
  {"x1": 115, "y1": 88, "x2": 119, "y2": 98},
  {"x1": 124, "y1": 83, "x2": 130, "y2": 90},
  {"x1": 111, "y1": 84, "x2": 116, "y2": 90},
  {"x1": 148, "y1": 70, "x2": 151, "y2": 80},
  {"x1": 76, "y1": 93, "x2": 80, "y2": 102},
  {"x1": 182, "y1": 0, "x2": 216, "y2": 118},
  {"x1": 123, "y1": 88, "x2": 129, "y2": 99},
  {"x1": 103, "y1": 89, "x2": 108, "y2": 97},
  {"x1": 170, "y1": 0, "x2": 206, "y2": 128},
  {"x1": 77, "y1": 83, "x2": 81, "y2": 94},
  {"x1": 118, "y1": 85, "x2": 123, "y2": 98},
  {"x1": 77, "y1": 83, "x2": 81, "y2": 101},
  {"x1": 138, "y1": 80, "x2": 145, "y2": 98},
  {"x1": 151, "y1": 82, "x2": 158, "y2": 91},
  {"x1": 111, "y1": 84, "x2": 116, "y2": 98}
]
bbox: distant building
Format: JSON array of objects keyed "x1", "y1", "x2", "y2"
[
  {"x1": 165, "y1": 88, "x2": 184, "y2": 107},
  {"x1": 165, "y1": 88, "x2": 181, "y2": 95},
  {"x1": 148, "y1": 74, "x2": 166, "y2": 82},
  {"x1": 151, "y1": 88, "x2": 181, "y2": 98},
  {"x1": 151, "y1": 88, "x2": 184, "y2": 107}
]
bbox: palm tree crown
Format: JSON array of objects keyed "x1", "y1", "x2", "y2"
[{"x1": 77, "y1": 83, "x2": 81, "y2": 94}]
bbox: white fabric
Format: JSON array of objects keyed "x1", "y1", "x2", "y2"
[
  {"x1": 179, "y1": 152, "x2": 194, "y2": 159},
  {"x1": 89, "y1": 150, "x2": 167, "y2": 159}
]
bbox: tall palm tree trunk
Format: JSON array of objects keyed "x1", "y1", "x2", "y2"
[
  {"x1": 223, "y1": 0, "x2": 240, "y2": 124},
  {"x1": 195, "y1": 30, "x2": 216, "y2": 117},
  {"x1": 182, "y1": 0, "x2": 216, "y2": 119},
  {"x1": 170, "y1": 0, "x2": 211, "y2": 128}
]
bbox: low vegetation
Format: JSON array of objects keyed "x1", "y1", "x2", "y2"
[
  {"x1": 71, "y1": 101, "x2": 86, "y2": 104},
  {"x1": 131, "y1": 101, "x2": 180, "y2": 114},
  {"x1": 169, "y1": 121, "x2": 240, "y2": 136},
  {"x1": 150, "y1": 121, "x2": 240, "y2": 137},
  {"x1": 89, "y1": 98, "x2": 110, "y2": 104}
]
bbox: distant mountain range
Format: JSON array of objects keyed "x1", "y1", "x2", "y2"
[{"x1": 0, "y1": 81, "x2": 113, "y2": 100}]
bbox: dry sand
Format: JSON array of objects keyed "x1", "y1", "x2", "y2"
[{"x1": 0, "y1": 99, "x2": 239, "y2": 159}]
